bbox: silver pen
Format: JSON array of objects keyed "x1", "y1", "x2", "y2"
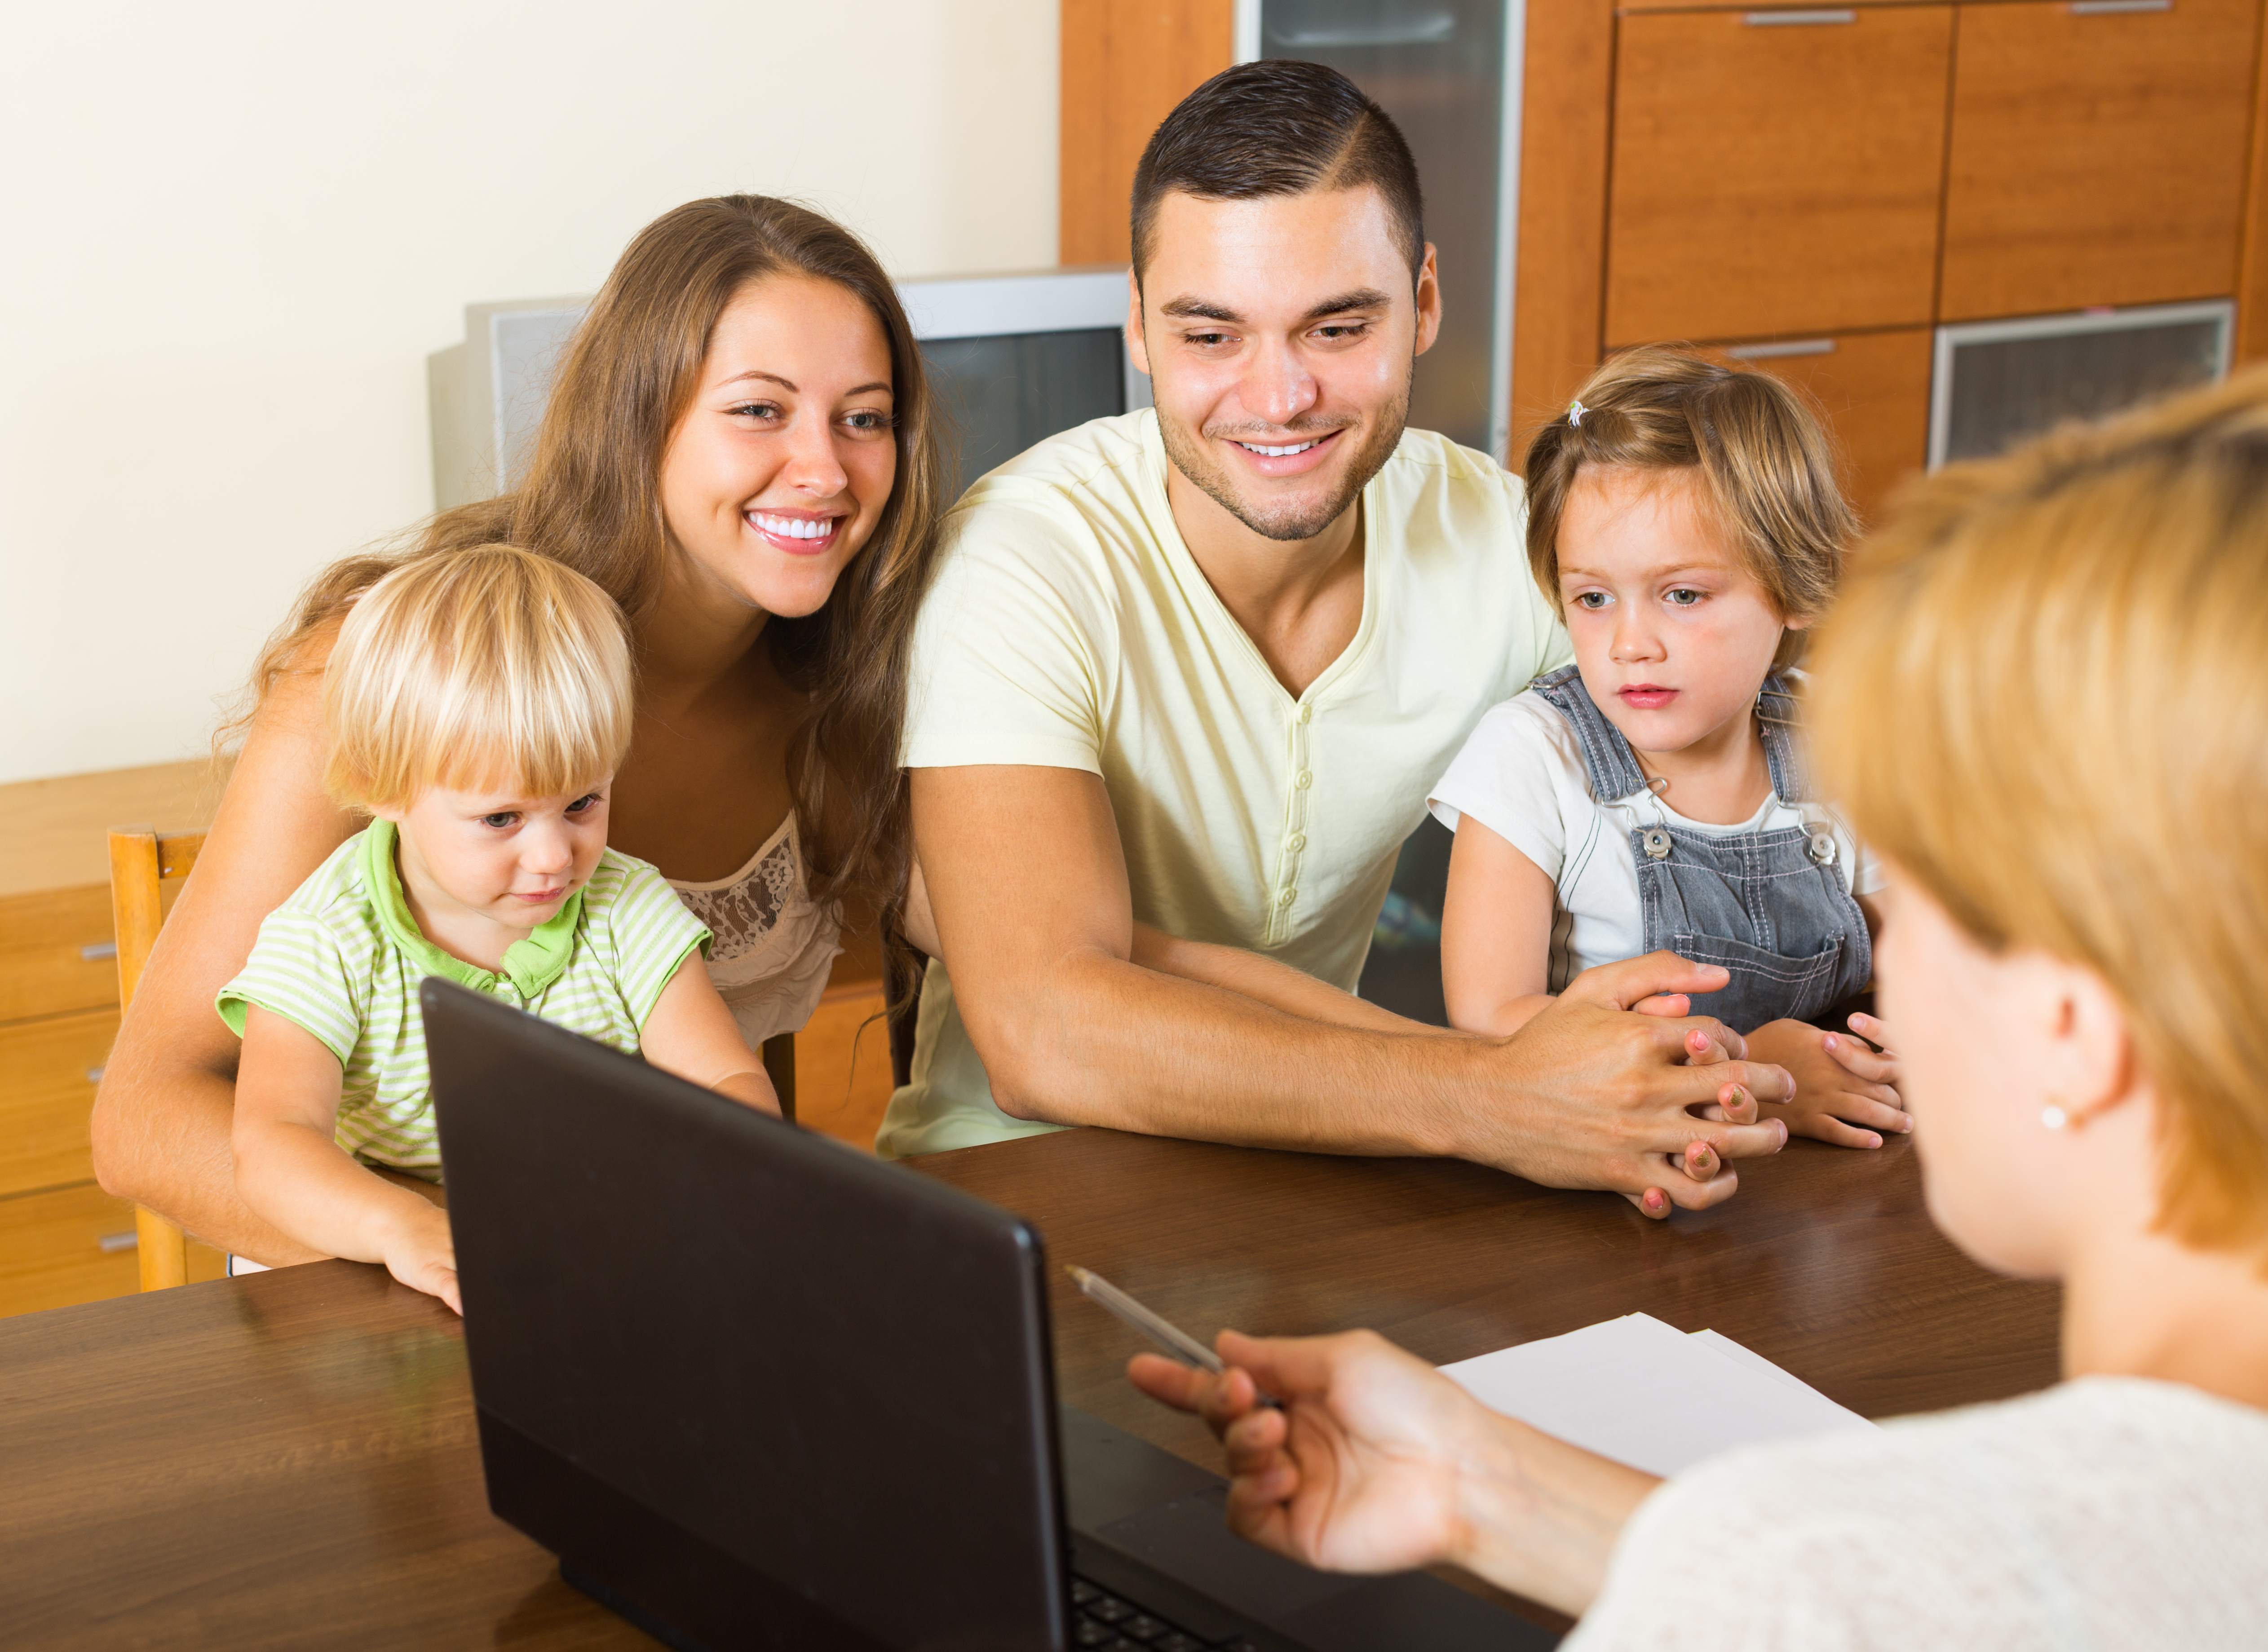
[{"x1": 1067, "y1": 1266, "x2": 1281, "y2": 1406}]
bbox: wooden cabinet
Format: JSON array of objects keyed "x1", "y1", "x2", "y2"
[
  {"x1": 1605, "y1": 7, "x2": 1954, "y2": 347},
  {"x1": 0, "y1": 1008, "x2": 116, "y2": 1197},
  {"x1": 0, "y1": 1183, "x2": 142, "y2": 1318},
  {"x1": 1060, "y1": 0, "x2": 1235, "y2": 265},
  {"x1": 0, "y1": 761, "x2": 224, "y2": 1319},
  {"x1": 1698, "y1": 329, "x2": 1935, "y2": 526},
  {"x1": 0, "y1": 884, "x2": 120, "y2": 1022},
  {"x1": 1942, "y1": 0, "x2": 2260, "y2": 322}
]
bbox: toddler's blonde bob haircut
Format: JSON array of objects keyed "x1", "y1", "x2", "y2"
[
  {"x1": 1809, "y1": 367, "x2": 2268, "y2": 1268},
  {"x1": 1525, "y1": 346, "x2": 1856, "y2": 672},
  {"x1": 323, "y1": 544, "x2": 633, "y2": 812}
]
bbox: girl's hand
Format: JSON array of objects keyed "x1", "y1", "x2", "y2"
[
  {"x1": 379, "y1": 1201, "x2": 462, "y2": 1315},
  {"x1": 1835, "y1": 1012, "x2": 1903, "y2": 1091},
  {"x1": 1744, "y1": 1017, "x2": 1911, "y2": 1148}
]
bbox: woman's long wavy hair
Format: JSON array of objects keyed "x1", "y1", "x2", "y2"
[{"x1": 237, "y1": 195, "x2": 950, "y2": 918}]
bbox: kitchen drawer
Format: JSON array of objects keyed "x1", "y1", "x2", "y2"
[
  {"x1": 0, "y1": 1181, "x2": 142, "y2": 1319},
  {"x1": 1698, "y1": 327, "x2": 1933, "y2": 525},
  {"x1": 0, "y1": 1007, "x2": 115, "y2": 1197},
  {"x1": 1941, "y1": 0, "x2": 2259, "y2": 320},
  {"x1": 0, "y1": 870, "x2": 191, "y2": 1023},
  {"x1": 0, "y1": 884, "x2": 120, "y2": 1021},
  {"x1": 0, "y1": 1180, "x2": 228, "y2": 1319},
  {"x1": 1606, "y1": 5, "x2": 1953, "y2": 346}
]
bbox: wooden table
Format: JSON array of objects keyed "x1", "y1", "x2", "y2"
[{"x1": 0, "y1": 1130, "x2": 2059, "y2": 1650}]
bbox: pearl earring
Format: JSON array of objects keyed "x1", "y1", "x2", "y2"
[{"x1": 2041, "y1": 1104, "x2": 2069, "y2": 1131}]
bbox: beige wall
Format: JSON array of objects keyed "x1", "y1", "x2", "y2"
[{"x1": 0, "y1": 0, "x2": 1058, "y2": 786}]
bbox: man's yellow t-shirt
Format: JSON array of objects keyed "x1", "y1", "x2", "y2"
[{"x1": 879, "y1": 409, "x2": 1570, "y2": 1157}]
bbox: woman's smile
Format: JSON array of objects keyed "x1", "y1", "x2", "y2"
[{"x1": 746, "y1": 508, "x2": 843, "y2": 556}]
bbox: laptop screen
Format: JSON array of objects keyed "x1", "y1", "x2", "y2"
[{"x1": 426, "y1": 981, "x2": 1069, "y2": 1651}]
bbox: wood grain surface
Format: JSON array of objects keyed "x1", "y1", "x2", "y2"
[
  {"x1": 0, "y1": 1127, "x2": 2058, "y2": 1649},
  {"x1": 1508, "y1": 0, "x2": 1615, "y2": 463},
  {"x1": 920, "y1": 1130, "x2": 2059, "y2": 1471},
  {"x1": 1605, "y1": 7, "x2": 1954, "y2": 347},
  {"x1": 1940, "y1": 0, "x2": 2259, "y2": 322},
  {"x1": 1697, "y1": 327, "x2": 1934, "y2": 526},
  {"x1": 1059, "y1": 0, "x2": 1235, "y2": 266}
]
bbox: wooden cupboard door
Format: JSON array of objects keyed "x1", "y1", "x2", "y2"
[
  {"x1": 1060, "y1": 0, "x2": 1235, "y2": 265},
  {"x1": 1698, "y1": 329, "x2": 1934, "y2": 528},
  {"x1": 1941, "y1": 0, "x2": 2260, "y2": 322},
  {"x1": 0, "y1": 1182, "x2": 141, "y2": 1319},
  {"x1": 0, "y1": 1008, "x2": 116, "y2": 1198},
  {"x1": 0, "y1": 885, "x2": 119, "y2": 1022},
  {"x1": 1606, "y1": 7, "x2": 1953, "y2": 347}
]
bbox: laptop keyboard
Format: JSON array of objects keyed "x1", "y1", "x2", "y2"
[{"x1": 1071, "y1": 1574, "x2": 1262, "y2": 1652}]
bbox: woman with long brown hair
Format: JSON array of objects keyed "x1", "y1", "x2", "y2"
[{"x1": 92, "y1": 195, "x2": 949, "y2": 1263}]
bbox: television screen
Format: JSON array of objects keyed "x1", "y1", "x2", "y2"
[{"x1": 921, "y1": 327, "x2": 1126, "y2": 495}]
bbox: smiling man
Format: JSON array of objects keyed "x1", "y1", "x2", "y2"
[{"x1": 879, "y1": 62, "x2": 1792, "y2": 1209}]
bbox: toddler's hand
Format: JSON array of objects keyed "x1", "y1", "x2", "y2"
[
  {"x1": 1746, "y1": 1016, "x2": 1911, "y2": 1149},
  {"x1": 380, "y1": 1202, "x2": 462, "y2": 1315},
  {"x1": 1834, "y1": 1013, "x2": 1903, "y2": 1090}
]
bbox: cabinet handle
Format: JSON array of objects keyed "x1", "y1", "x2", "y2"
[
  {"x1": 80, "y1": 941, "x2": 118, "y2": 962},
  {"x1": 86, "y1": 1066, "x2": 107, "y2": 1085},
  {"x1": 1744, "y1": 9, "x2": 1857, "y2": 24},
  {"x1": 99, "y1": 1231, "x2": 139, "y2": 1254},
  {"x1": 1729, "y1": 339, "x2": 1837, "y2": 361},
  {"x1": 2070, "y1": 0, "x2": 2170, "y2": 12}
]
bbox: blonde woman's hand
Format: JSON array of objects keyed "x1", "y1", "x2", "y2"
[
  {"x1": 1127, "y1": 1329, "x2": 1478, "y2": 1576},
  {"x1": 1126, "y1": 1327, "x2": 1661, "y2": 1615}
]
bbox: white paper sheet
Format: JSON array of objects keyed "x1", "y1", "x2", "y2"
[{"x1": 1439, "y1": 1313, "x2": 1875, "y2": 1479}]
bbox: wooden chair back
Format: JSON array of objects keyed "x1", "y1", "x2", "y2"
[{"x1": 106, "y1": 825, "x2": 204, "y2": 1292}]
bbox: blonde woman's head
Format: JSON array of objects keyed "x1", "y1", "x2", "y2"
[
  {"x1": 1810, "y1": 368, "x2": 2268, "y2": 1273},
  {"x1": 323, "y1": 544, "x2": 633, "y2": 812}
]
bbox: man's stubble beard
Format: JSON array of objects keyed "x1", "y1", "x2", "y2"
[{"x1": 1155, "y1": 369, "x2": 1414, "y2": 545}]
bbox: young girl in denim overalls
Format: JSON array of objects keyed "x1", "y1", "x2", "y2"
[{"x1": 1431, "y1": 347, "x2": 1907, "y2": 1151}]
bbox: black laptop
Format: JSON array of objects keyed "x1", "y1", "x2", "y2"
[{"x1": 423, "y1": 980, "x2": 1555, "y2": 1652}]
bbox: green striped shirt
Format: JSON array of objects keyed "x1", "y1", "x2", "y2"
[{"x1": 217, "y1": 821, "x2": 709, "y2": 1177}]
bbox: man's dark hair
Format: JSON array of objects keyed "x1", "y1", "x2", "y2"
[{"x1": 1130, "y1": 60, "x2": 1425, "y2": 287}]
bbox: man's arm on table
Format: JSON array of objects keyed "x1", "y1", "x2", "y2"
[
  {"x1": 914, "y1": 764, "x2": 1791, "y2": 1210},
  {"x1": 903, "y1": 863, "x2": 1438, "y2": 1039}
]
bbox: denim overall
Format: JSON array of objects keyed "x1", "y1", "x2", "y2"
[{"x1": 1531, "y1": 665, "x2": 1871, "y2": 1032}]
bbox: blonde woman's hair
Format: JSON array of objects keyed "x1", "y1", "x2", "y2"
[
  {"x1": 1523, "y1": 346, "x2": 1857, "y2": 672},
  {"x1": 1809, "y1": 367, "x2": 2268, "y2": 1268},
  {"x1": 323, "y1": 545, "x2": 632, "y2": 812}
]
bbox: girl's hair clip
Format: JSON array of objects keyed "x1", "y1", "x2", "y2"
[{"x1": 1567, "y1": 399, "x2": 1587, "y2": 427}]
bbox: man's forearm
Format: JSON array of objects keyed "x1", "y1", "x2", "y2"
[
  {"x1": 974, "y1": 947, "x2": 1487, "y2": 1156},
  {"x1": 1130, "y1": 925, "x2": 1457, "y2": 1038},
  {"x1": 92, "y1": 1057, "x2": 327, "y2": 1266}
]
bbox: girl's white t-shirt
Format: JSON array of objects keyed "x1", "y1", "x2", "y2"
[{"x1": 1428, "y1": 689, "x2": 1882, "y2": 992}]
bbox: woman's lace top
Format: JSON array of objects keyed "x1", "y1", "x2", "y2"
[{"x1": 669, "y1": 813, "x2": 840, "y2": 1049}]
